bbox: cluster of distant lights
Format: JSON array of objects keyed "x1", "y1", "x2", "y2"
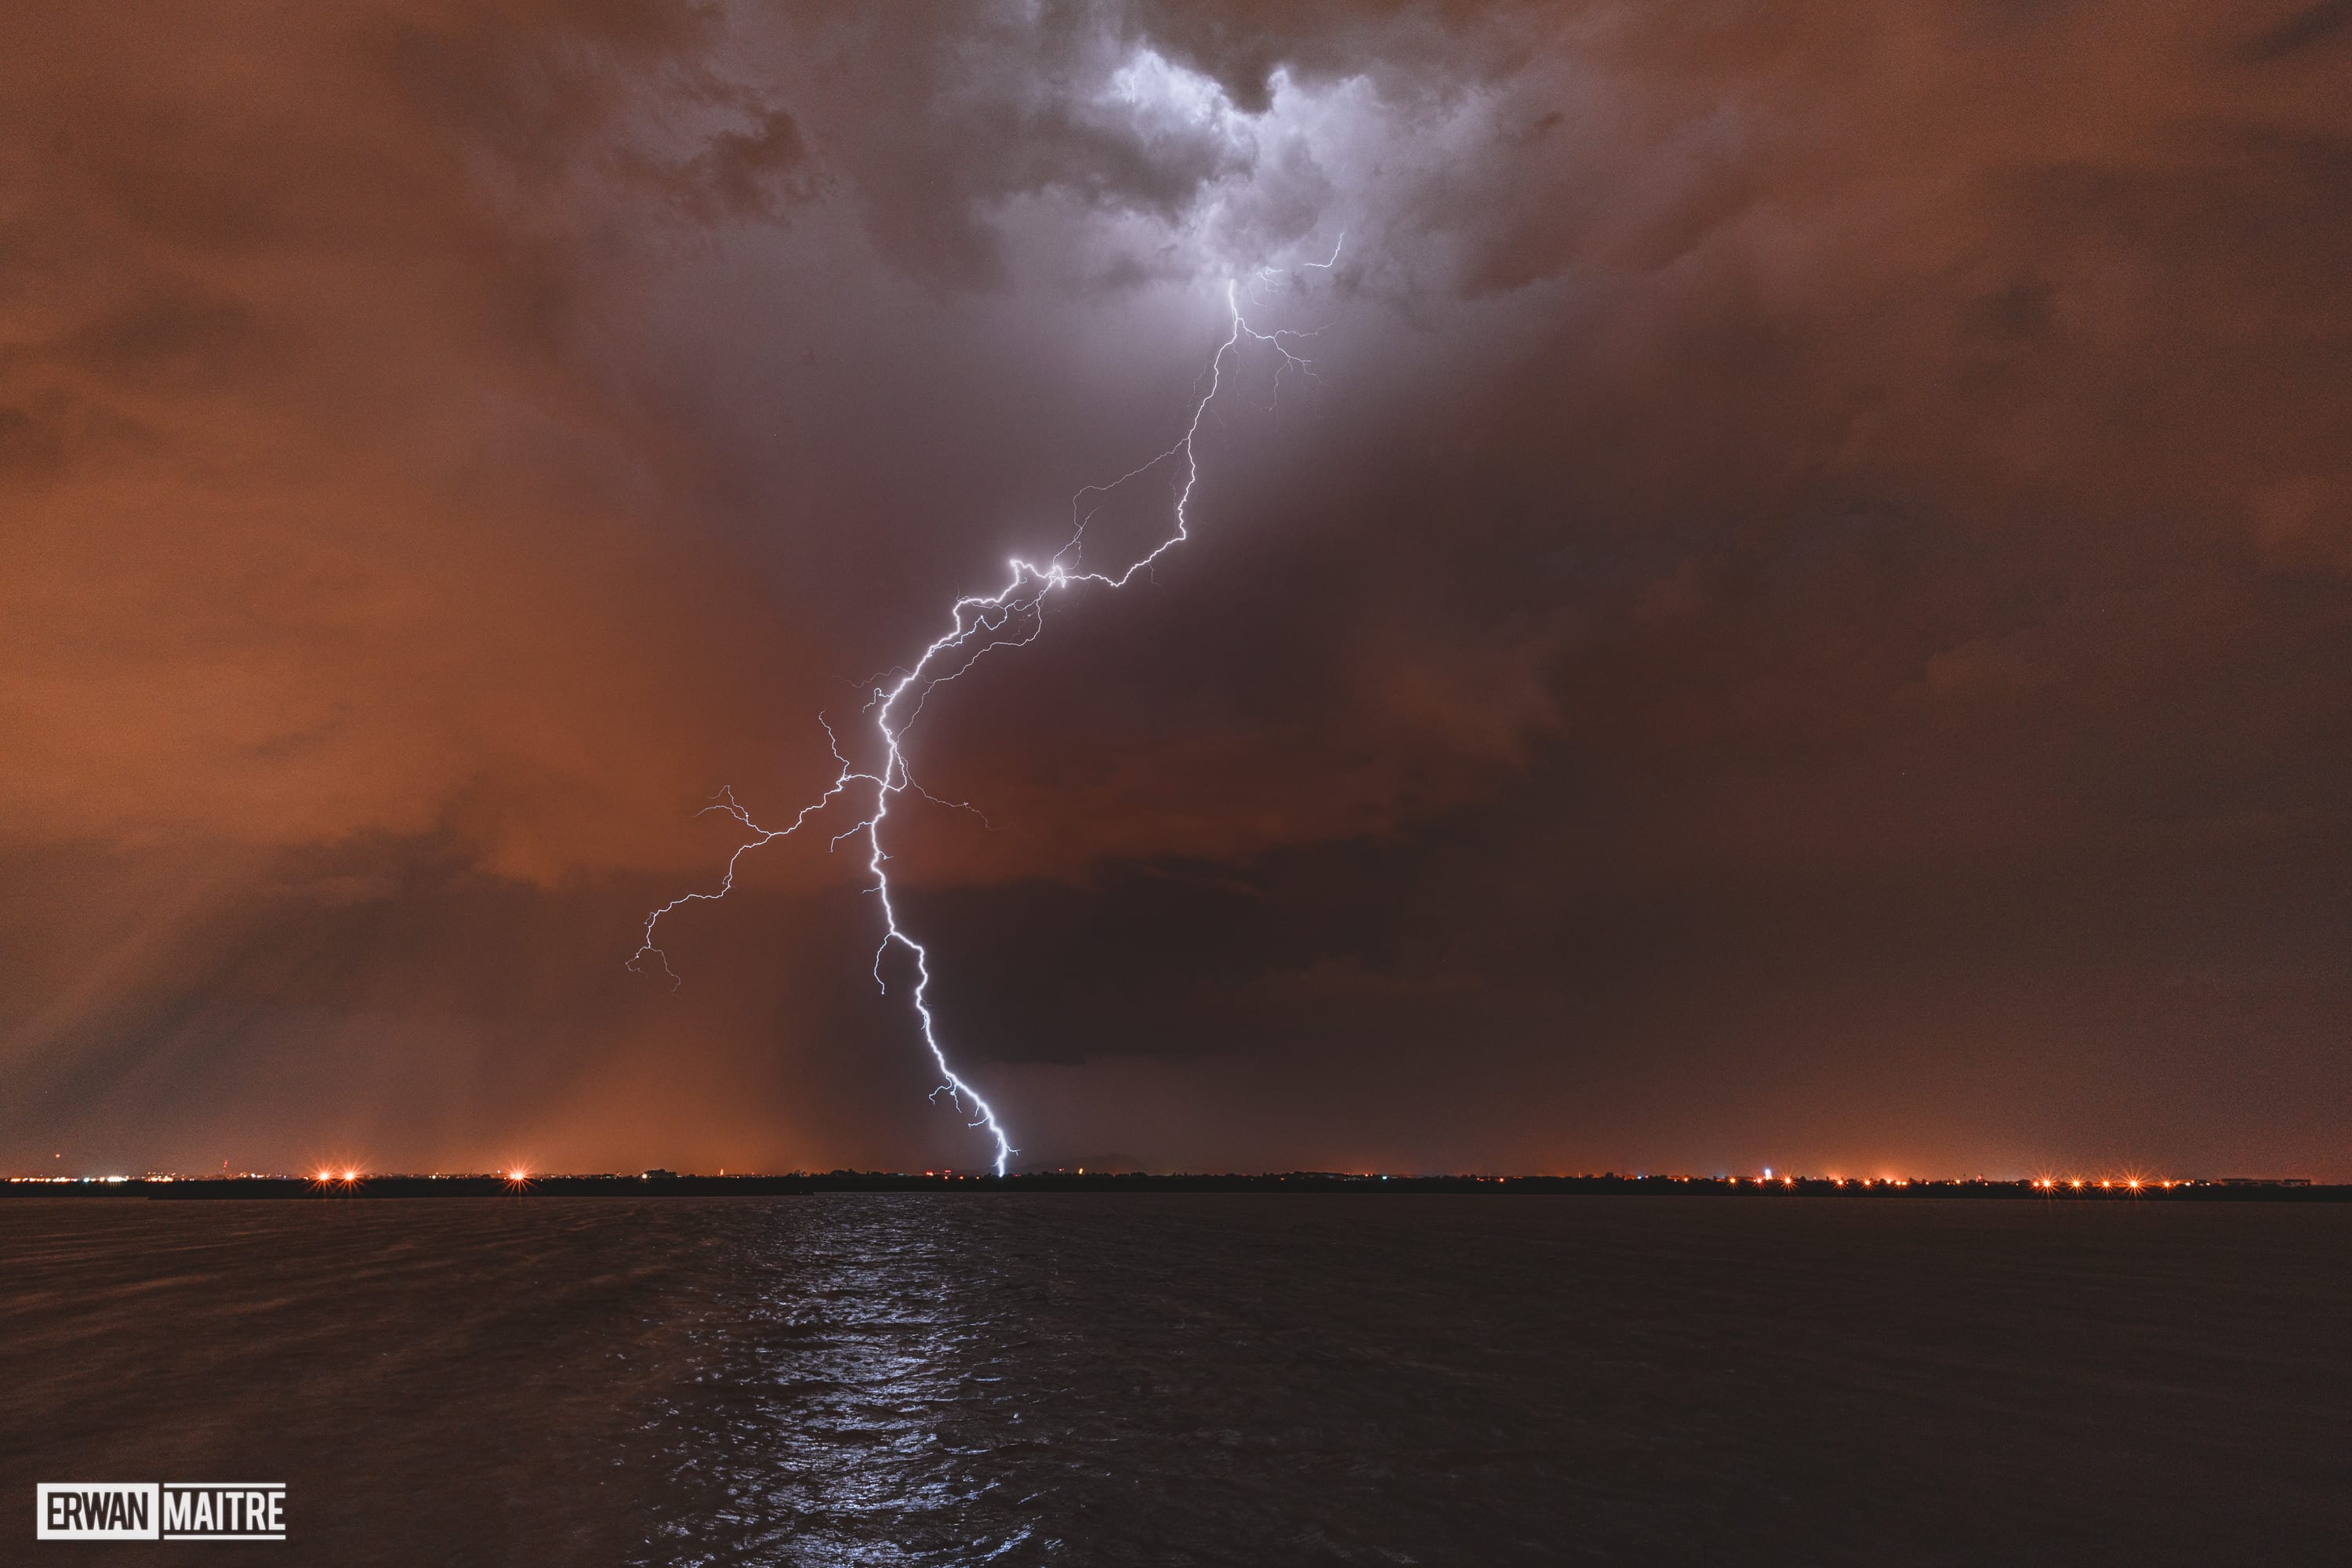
[
  {"x1": 310, "y1": 1168, "x2": 532, "y2": 1186},
  {"x1": 0, "y1": 1169, "x2": 534, "y2": 1185},
  {"x1": 2034, "y1": 1177, "x2": 2172, "y2": 1191},
  {"x1": 1747, "y1": 1167, "x2": 2180, "y2": 1191}
]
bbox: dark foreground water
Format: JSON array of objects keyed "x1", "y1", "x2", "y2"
[{"x1": 2, "y1": 1196, "x2": 2347, "y2": 1565}]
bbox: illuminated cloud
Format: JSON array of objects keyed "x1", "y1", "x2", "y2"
[{"x1": 2, "y1": 0, "x2": 2347, "y2": 1177}]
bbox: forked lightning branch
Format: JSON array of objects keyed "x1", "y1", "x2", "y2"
[{"x1": 633, "y1": 245, "x2": 1341, "y2": 1174}]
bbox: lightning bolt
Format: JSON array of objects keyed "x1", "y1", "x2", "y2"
[{"x1": 632, "y1": 242, "x2": 1341, "y2": 1175}]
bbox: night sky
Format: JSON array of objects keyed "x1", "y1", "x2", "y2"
[{"x1": 6, "y1": 2, "x2": 2348, "y2": 1179}]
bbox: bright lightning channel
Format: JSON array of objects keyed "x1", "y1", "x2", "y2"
[{"x1": 631, "y1": 245, "x2": 1341, "y2": 1175}]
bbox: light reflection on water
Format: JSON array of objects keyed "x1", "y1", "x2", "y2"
[
  {"x1": 2, "y1": 1194, "x2": 2347, "y2": 1565},
  {"x1": 644, "y1": 1207, "x2": 1039, "y2": 1564}
]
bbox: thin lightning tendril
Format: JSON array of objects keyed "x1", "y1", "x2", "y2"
[{"x1": 630, "y1": 241, "x2": 1341, "y2": 1175}]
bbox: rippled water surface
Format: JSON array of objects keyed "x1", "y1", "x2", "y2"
[{"x1": 2, "y1": 1194, "x2": 2347, "y2": 1564}]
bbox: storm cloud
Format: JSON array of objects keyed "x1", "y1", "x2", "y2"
[{"x1": 4, "y1": 0, "x2": 2347, "y2": 1177}]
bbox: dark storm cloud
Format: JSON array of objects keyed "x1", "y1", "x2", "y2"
[
  {"x1": 1, "y1": 0, "x2": 824, "y2": 878},
  {"x1": 4, "y1": 0, "x2": 2348, "y2": 1175},
  {"x1": 2245, "y1": 0, "x2": 2352, "y2": 62}
]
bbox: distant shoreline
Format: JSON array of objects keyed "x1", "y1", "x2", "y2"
[{"x1": 5, "y1": 1173, "x2": 2343, "y2": 1200}]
